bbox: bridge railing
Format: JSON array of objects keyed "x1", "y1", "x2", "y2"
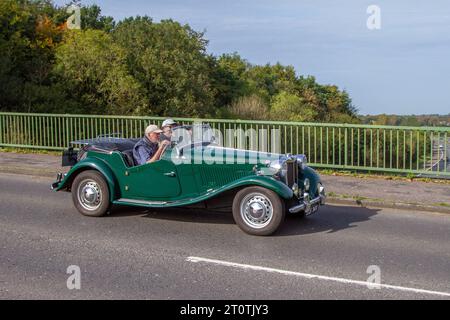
[{"x1": 0, "y1": 112, "x2": 448, "y2": 177}]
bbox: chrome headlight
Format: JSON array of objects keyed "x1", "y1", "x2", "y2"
[
  {"x1": 295, "y1": 154, "x2": 307, "y2": 170},
  {"x1": 269, "y1": 159, "x2": 283, "y2": 171},
  {"x1": 318, "y1": 183, "x2": 325, "y2": 196},
  {"x1": 292, "y1": 183, "x2": 300, "y2": 197},
  {"x1": 304, "y1": 178, "x2": 310, "y2": 192},
  {"x1": 268, "y1": 159, "x2": 287, "y2": 179}
]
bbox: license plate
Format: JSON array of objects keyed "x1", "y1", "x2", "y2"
[{"x1": 307, "y1": 204, "x2": 319, "y2": 216}]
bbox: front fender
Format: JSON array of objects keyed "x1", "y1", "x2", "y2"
[
  {"x1": 300, "y1": 166, "x2": 321, "y2": 197},
  {"x1": 217, "y1": 175, "x2": 294, "y2": 200},
  {"x1": 53, "y1": 157, "x2": 118, "y2": 200}
]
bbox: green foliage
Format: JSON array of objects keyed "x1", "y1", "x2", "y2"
[
  {"x1": 65, "y1": 1, "x2": 115, "y2": 31},
  {"x1": 54, "y1": 29, "x2": 145, "y2": 114},
  {"x1": 270, "y1": 91, "x2": 317, "y2": 122},
  {"x1": 0, "y1": 0, "x2": 360, "y2": 123},
  {"x1": 0, "y1": 0, "x2": 63, "y2": 111},
  {"x1": 113, "y1": 17, "x2": 216, "y2": 117},
  {"x1": 214, "y1": 54, "x2": 359, "y2": 123},
  {"x1": 245, "y1": 63, "x2": 298, "y2": 100},
  {"x1": 212, "y1": 53, "x2": 250, "y2": 109},
  {"x1": 228, "y1": 94, "x2": 269, "y2": 120},
  {"x1": 80, "y1": 4, "x2": 115, "y2": 32},
  {"x1": 361, "y1": 114, "x2": 450, "y2": 127}
]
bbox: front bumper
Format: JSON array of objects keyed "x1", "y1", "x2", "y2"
[
  {"x1": 289, "y1": 192, "x2": 326, "y2": 215},
  {"x1": 51, "y1": 173, "x2": 64, "y2": 190}
]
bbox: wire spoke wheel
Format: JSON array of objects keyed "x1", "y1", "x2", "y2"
[
  {"x1": 240, "y1": 193, "x2": 273, "y2": 229},
  {"x1": 77, "y1": 179, "x2": 102, "y2": 211},
  {"x1": 233, "y1": 186, "x2": 285, "y2": 236},
  {"x1": 72, "y1": 170, "x2": 110, "y2": 217}
]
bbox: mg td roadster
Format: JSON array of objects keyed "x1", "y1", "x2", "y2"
[{"x1": 52, "y1": 124, "x2": 325, "y2": 236}]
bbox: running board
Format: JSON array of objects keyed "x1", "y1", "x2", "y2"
[{"x1": 114, "y1": 198, "x2": 170, "y2": 206}]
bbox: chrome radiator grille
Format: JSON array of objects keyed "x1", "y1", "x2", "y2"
[{"x1": 285, "y1": 159, "x2": 298, "y2": 188}]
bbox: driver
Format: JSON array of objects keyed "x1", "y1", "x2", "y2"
[
  {"x1": 133, "y1": 125, "x2": 170, "y2": 165},
  {"x1": 160, "y1": 118, "x2": 179, "y2": 142}
]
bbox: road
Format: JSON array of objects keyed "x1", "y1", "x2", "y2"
[{"x1": 0, "y1": 173, "x2": 449, "y2": 300}]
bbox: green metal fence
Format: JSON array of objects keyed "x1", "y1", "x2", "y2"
[{"x1": 0, "y1": 112, "x2": 449, "y2": 177}]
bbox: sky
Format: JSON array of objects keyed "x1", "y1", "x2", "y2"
[{"x1": 54, "y1": 0, "x2": 450, "y2": 115}]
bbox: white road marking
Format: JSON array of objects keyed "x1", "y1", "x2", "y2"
[{"x1": 186, "y1": 256, "x2": 450, "y2": 297}]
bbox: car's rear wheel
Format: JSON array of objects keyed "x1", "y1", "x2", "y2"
[
  {"x1": 232, "y1": 186, "x2": 285, "y2": 236},
  {"x1": 71, "y1": 170, "x2": 110, "y2": 217}
]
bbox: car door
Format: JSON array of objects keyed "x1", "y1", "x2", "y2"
[{"x1": 124, "y1": 158, "x2": 181, "y2": 200}]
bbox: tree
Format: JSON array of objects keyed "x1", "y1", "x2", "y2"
[
  {"x1": 64, "y1": 1, "x2": 115, "y2": 32},
  {"x1": 210, "y1": 53, "x2": 250, "y2": 111},
  {"x1": 270, "y1": 91, "x2": 318, "y2": 122},
  {"x1": 0, "y1": 0, "x2": 65, "y2": 112},
  {"x1": 229, "y1": 95, "x2": 269, "y2": 120},
  {"x1": 0, "y1": 1, "x2": 360, "y2": 123},
  {"x1": 54, "y1": 29, "x2": 145, "y2": 114},
  {"x1": 80, "y1": 4, "x2": 115, "y2": 32},
  {"x1": 244, "y1": 63, "x2": 298, "y2": 102},
  {"x1": 113, "y1": 17, "x2": 216, "y2": 117},
  {"x1": 295, "y1": 76, "x2": 358, "y2": 123},
  {"x1": 222, "y1": 62, "x2": 359, "y2": 123}
]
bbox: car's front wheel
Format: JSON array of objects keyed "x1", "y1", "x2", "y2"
[
  {"x1": 232, "y1": 186, "x2": 285, "y2": 236},
  {"x1": 71, "y1": 170, "x2": 110, "y2": 217}
]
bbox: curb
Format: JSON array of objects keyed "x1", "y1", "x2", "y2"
[
  {"x1": 1, "y1": 165, "x2": 449, "y2": 215},
  {"x1": 326, "y1": 197, "x2": 450, "y2": 215}
]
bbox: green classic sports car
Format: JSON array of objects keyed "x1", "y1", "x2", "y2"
[{"x1": 52, "y1": 124, "x2": 325, "y2": 236}]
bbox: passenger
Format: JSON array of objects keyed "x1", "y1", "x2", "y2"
[
  {"x1": 160, "y1": 118, "x2": 179, "y2": 142},
  {"x1": 133, "y1": 125, "x2": 170, "y2": 165}
]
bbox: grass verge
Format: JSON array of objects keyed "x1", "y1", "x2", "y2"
[{"x1": 317, "y1": 168, "x2": 450, "y2": 184}]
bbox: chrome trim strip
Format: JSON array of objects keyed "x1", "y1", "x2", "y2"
[
  {"x1": 309, "y1": 196, "x2": 322, "y2": 206},
  {"x1": 289, "y1": 203, "x2": 306, "y2": 213},
  {"x1": 116, "y1": 198, "x2": 169, "y2": 205}
]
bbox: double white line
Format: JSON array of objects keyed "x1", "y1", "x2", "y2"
[{"x1": 187, "y1": 256, "x2": 450, "y2": 298}]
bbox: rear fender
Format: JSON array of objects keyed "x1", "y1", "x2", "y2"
[{"x1": 54, "y1": 158, "x2": 118, "y2": 200}]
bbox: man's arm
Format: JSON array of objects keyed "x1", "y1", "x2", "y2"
[{"x1": 147, "y1": 140, "x2": 170, "y2": 163}]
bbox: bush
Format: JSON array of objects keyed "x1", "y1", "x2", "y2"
[{"x1": 229, "y1": 95, "x2": 269, "y2": 120}]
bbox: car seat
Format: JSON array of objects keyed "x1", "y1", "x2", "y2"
[{"x1": 122, "y1": 149, "x2": 136, "y2": 167}]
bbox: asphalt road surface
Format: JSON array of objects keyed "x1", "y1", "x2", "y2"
[{"x1": 0, "y1": 173, "x2": 449, "y2": 300}]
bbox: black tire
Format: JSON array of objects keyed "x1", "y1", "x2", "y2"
[
  {"x1": 71, "y1": 170, "x2": 110, "y2": 217},
  {"x1": 232, "y1": 186, "x2": 285, "y2": 236}
]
